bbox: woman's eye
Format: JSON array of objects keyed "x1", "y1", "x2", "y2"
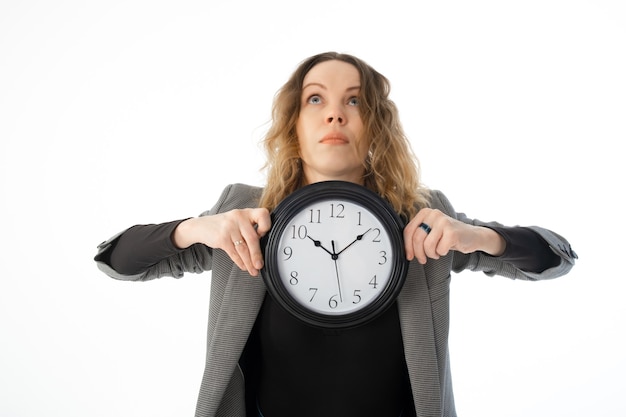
[
  {"x1": 348, "y1": 97, "x2": 359, "y2": 106},
  {"x1": 307, "y1": 95, "x2": 321, "y2": 104}
]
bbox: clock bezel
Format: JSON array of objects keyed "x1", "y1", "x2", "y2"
[{"x1": 260, "y1": 180, "x2": 409, "y2": 329}]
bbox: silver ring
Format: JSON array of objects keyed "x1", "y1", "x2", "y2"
[
  {"x1": 419, "y1": 222, "x2": 432, "y2": 234},
  {"x1": 233, "y1": 240, "x2": 244, "y2": 246}
]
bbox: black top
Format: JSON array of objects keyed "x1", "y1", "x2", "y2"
[
  {"x1": 253, "y1": 293, "x2": 414, "y2": 416},
  {"x1": 100, "y1": 220, "x2": 560, "y2": 416}
]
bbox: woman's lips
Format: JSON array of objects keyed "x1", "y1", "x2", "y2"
[{"x1": 320, "y1": 133, "x2": 349, "y2": 144}]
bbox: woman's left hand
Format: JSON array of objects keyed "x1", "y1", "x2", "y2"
[{"x1": 404, "y1": 208, "x2": 505, "y2": 264}]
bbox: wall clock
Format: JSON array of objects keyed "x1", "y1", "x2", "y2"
[{"x1": 261, "y1": 181, "x2": 408, "y2": 329}]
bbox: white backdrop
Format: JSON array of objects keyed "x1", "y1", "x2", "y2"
[{"x1": 1, "y1": 1, "x2": 625, "y2": 416}]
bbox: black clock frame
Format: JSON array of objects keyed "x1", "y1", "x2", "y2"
[{"x1": 260, "y1": 180, "x2": 409, "y2": 329}]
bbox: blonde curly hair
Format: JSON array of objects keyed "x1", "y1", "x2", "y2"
[{"x1": 259, "y1": 52, "x2": 430, "y2": 220}]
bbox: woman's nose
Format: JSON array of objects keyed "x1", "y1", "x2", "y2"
[{"x1": 325, "y1": 105, "x2": 345, "y2": 125}]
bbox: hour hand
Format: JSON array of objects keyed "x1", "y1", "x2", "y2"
[{"x1": 306, "y1": 235, "x2": 334, "y2": 257}]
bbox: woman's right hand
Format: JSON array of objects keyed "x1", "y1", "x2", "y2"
[{"x1": 173, "y1": 208, "x2": 272, "y2": 277}]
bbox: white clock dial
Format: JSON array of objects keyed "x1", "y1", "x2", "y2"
[{"x1": 275, "y1": 199, "x2": 394, "y2": 315}]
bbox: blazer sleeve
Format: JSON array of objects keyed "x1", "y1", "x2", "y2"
[
  {"x1": 429, "y1": 190, "x2": 577, "y2": 281},
  {"x1": 94, "y1": 183, "x2": 262, "y2": 282}
]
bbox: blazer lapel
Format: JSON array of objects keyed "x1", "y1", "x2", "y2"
[
  {"x1": 397, "y1": 261, "x2": 442, "y2": 417},
  {"x1": 198, "y1": 266, "x2": 266, "y2": 416}
]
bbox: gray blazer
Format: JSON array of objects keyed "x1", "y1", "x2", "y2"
[{"x1": 95, "y1": 183, "x2": 577, "y2": 417}]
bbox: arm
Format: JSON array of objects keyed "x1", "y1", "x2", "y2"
[
  {"x1": 404, "y1": 205, "x2": 507, "y2": 264},
  {"x1": 172, "y1": 209, "x2": 271, "y2": 276},
  {"x1": 94, "y1": 220, "x2": 213, "y2": 281},
  {"x1": 404, "y1": 190, "x2": 577, "y2": 280},
  {"x1": 94, "y1": 183, "x2": 271, "y2": 281},
  {"x1": 106, "y1": 220, "x2": 188, "y2": 275},
  {"x1": 487, "y1": 226, "x2": 562, "y2": 273}
]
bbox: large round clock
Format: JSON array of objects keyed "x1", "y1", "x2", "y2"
[{"x1": 260, "y1": 180, "x2": 409, "y2": 329}]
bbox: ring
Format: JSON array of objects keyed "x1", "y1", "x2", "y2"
[
  {"x1": 419, "y1": 222, "x2": 432, "y2": 234},
  {"x1": 233, "y1": 240, "x2": 244, "y2": 246}
]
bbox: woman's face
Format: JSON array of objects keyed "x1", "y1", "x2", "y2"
[{"x1": 296, "y1": 60, "x2": 368, "y2": 185}]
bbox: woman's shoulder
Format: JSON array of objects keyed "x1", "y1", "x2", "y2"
[
  {"x1": 201, "y1": 183, "x2": 264, "y2": 216},
  {"x1": 426, "y1": 189, "x2": 456, "y2": 216},
  {"x1": 227, "y1": 182, "x2": 264, "y2": 196}
]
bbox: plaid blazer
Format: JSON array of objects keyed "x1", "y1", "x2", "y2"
[{"x1": 95, "y1": 183, "x2": 576, "y2": 417}]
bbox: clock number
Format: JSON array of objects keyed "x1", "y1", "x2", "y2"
[
  {"x1": 371, "y1": 228, "x2": 382, "y2": 242},
  {"x1": 369, "y1": 275, "x2": 378, "y2": 289},
  {"x1": 378, "y1": 250, "x2": 388, "y2": 265},
  {"x1": 289, "y1": 271, "x2": 299, "y2": 285},
  {"x1": 352, "y1": 289, "x2": 362, "y2": 304},
  {"x1": 309, "y1": 288, "x2": 318, "y2": 302},
  {"x1": 330, "y1": 203, "x2": 345, "y2": 219},
  {"x1": 357, "y1": 211, "x2": 362, "y2": 226},
  {"x1": 290, "y1": 225, "x2": 308, "y2": 239},
  {"x1": 329, "y1": 294, "x2": 339, "y2": 309},
  {"x1": 283, "y1": 246, "x2": 293, "y2": 260},
  {"x1": 308, "y1": 209, "x2": 321, "y2": 224}
]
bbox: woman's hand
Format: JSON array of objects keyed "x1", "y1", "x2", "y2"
[
  {"x1": 404, "y1": 208, "x2": 505, "y2": 264},
  {"x1": 173, "y1": 208, "x2": 272, "y2": 276}
]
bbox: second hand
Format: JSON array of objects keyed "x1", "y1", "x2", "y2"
[{"x1": 331, "y1": 240, "x2": 343, "y2": 302}]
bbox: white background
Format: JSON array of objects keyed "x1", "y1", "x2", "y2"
[{"x1": 1, "y1": 1, "x2": 624, "y2": 416}]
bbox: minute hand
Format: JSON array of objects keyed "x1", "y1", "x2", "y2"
[{"x1": 336, "y1": 228, "x2": 372, "y2": 256}]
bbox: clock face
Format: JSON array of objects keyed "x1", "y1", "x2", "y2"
[
  {"x1": 275, "y1": 198, "x2": 394, "y2": 316},
  {"x1": 261, "y1": 181, "x2": 408, "y2": 329}
]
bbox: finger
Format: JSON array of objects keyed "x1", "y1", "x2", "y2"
[
  {"x1": 404, "y1": 228, "x2": 423, "y2": 263},
  {"x1": 252, "y1": 208, "x2": 272, "y2": 237},
  {"x1": 240, "y1": 226, "x2": 264, "y2": 272},
  {"x1": 227, "y1": 243, "x2": 248, "y2": 272},
  {"x1": 408, "y1": 222, "x2": 430, "y2": 264},
  {"x1": 249, "y1": 211, "x2": 269, "y2": 271},
  {"x1": 414, "y1": 227, "x2": 431, "y2": 264},
  {"x1": 404, "y1": 209, "x2": 431, "y2": 260},
  {"x1": 422, "y1": 225, "x2": 442, "y2": 261},
  {"x1": 414, "y1": 216, "x2": 439, "y2": 264},
  {"x1": 434, "y1": 226, "x2": 454, "y2": 258},
  {"x1": 232, "y1": 237, "x2": 260, "y2": 276},
  {"x1": 247, "y1": 239, "x2": 264, "y2": 272},
  {"x1": 403, "y1": 226, "x2": 416, "y2": 260},
  {"x1": 424, "y1": 215, "x2": 457, "y2": 260}
]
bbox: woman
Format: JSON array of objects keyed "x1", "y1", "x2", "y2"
[{"x1": 95, "y1": 52, "x2": 577, "y2": 417}]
